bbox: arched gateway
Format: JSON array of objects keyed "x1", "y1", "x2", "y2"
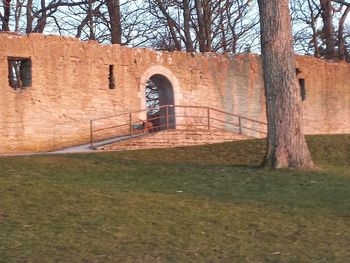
[{"x1": 139, "y1": 66, "x2": 181, "y2": 130}]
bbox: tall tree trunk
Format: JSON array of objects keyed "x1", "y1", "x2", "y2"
[
  {"x1": 106, "y1": 0, "x2": 122, "y2": 44},
  {"x1": 25, "y1": 0, "x2": 33, "y2": 33},
  {"x1": 320, "y1": 0, "x2": 336, "y2": 59},
  {"x1": 2, "y1": 0, "x2": 11, "y2": 31},
  {"x1": 257, "y1": 0, "x2": 315, "y2": 170},
  {"x1": 195, "y1": 0, "x2": 209, "y2": 52},
  {"x1": 202, "y1": 0, "x2": 212, "y2": 51},
  {"x1": 14, "y1": 0, "x2": 24, "y2": 32},
  {"x1": 183, "y1": 0, "x2": 194, "y2": 52},
  {"x1": 35, "y1": 0, "x2": 47, "y2": 33},
  {"x1": 88, "y1": 0, "x2": 96, "y2": 40}
]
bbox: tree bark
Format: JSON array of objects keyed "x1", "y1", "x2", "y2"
[
  {"x1": 87, "y1": 0, "x2": 95, "y2": 40},
  {"x1": 257, "y1": 0, "x2": 315, "y2": 170},
  {"x1": 183, "y1": 0, "x2": 194, "y2": 52},
  {"x1": 202, "y1": 0, "x2": 212, "y2": 51},
  {"x1": 2, "y1": 0, "x2": 11, "y2": 31},
  {"x1": 14, "y1": 0, "x2": 24, "y2": 32},
  {"x1": 35, "y1": 0, "x2": 47, "y2": 33},
  {"x1": 106, "y1": 0, "x2": 122, "y2": 44},
  {"x1": 25, "y1": 0, "x2": 33, "y2": 33},
  {"x1": 320, "y1": 0, "x2": 336, "y2": 59},
  {"x1": 195, "y1": 0, "x2": 209, "y2": 52}
]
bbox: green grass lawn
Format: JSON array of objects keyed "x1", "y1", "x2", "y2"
[{"x1": 0, "y1": 135, "x2": 349, "y2": 263}]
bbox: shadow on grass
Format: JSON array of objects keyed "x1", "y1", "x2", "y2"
[
  {"x1": 0, "y1": 135, "x2": 349, "y2": 262},
  {"x1": 1, "y1": 134, "x2": 349, "y2": 215}
]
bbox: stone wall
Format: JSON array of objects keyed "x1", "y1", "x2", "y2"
[{"x1": 0, "y1": 33, "x2": 349, "y2": 153}]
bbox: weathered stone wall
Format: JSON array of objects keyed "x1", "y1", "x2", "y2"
[
  {"x1": 0, "y1": 33, "x2": 349, "y2": 153},
  {"x1": 295, "y1": 56, "x2": 350, "y2": 135}
]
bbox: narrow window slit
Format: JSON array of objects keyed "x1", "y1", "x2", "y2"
[
  {"x1": 299, "y1": 78, "x2": 306, "y2": 101},
  {"x1": 109, "y1": 65, "x2": 115, "y2": 89}
]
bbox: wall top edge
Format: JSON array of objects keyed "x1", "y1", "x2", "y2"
[{"x1": 0, "y1": 32, "x2": 349, "y2": 67}]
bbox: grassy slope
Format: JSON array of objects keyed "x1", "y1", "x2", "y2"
[{"x1": 0, "y1": 135, "x2": 349, "y2": 263}]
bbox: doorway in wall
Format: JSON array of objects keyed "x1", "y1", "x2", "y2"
[{"x1": 145, "y1": 74, "x2": 175, "y2": 131}]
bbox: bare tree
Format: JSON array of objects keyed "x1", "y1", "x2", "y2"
[
  {"x1": 320, "y1": 0, "x2": 336, "y2": 58},
  {"x1": 1, "y1": 0, "x2": 11, "y2": 31},
  {"x1": 0, "y1": 0, "x2": 90, "y2": 33},
  {"x1": 151, "y1": 0, "x2": 182, "y2": 50},
  {"x1": 213, "y1": 0, "x2": 259, "y2": 53},
  {"x1": 257, "y1": 0, "x2": 315, "y2": 169},
  {"x1": 61, "y1": 0, "x2": 153, "y2": 46},
  {"x1": 148, "y1": 0, "x2": 259, "y2": 53},
  {"x1": 292, "y1": 0, "x2": 350, "y2": 61},
  {"x1": 291, "y1": 0, "x2": 322, "y2": 56},
  {"x1": 337, "y1": 5, "x2": 350, "y2": 59},
  {"x1": 182, "y1": 0, "x2": 194, "y2": 52},
  {"x1": 1, "y1": 0, "x2": 348, "y2": 61}
]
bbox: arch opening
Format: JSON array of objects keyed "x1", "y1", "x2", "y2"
[{"x1": 145, "y1": 74, "x2": 175, "y2": 131}]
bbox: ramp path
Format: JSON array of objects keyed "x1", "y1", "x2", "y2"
[{"x1": 1, "y1": 105, "x2": 267, "y2": 156}]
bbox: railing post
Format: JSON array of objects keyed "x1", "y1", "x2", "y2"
[
  {"x1": 207, "y1": 108, "x2": 210, "y2": 131},
  {"x1": 90, "y1": 119, "x2": 94, "y2": 148},
  {"x1": 166, "y1": 105, "x2": 169, "y2": 130},
  {"x1": 238, "y1": 117, "x2": 242, "y2": 134},
  {"x1": 129, "y1": 113, "x2": 133, "y2": 136}
]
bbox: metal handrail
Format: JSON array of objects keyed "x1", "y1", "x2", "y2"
[{"x1": 89, "y1": 104, "x2": 267, "y2": 148}]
